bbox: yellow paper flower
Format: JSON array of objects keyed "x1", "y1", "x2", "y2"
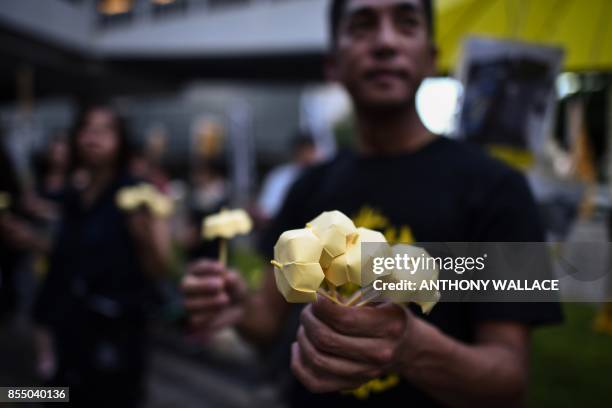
[
  {"x1": 272, "y1": 210, "x2": 439, "y2": 311},
  {"x1": 0, "y1": 192, "x2": 11, "y2": 211},
  {"x1": 381, "y1": 244, "x2": 440, "y2": 314},
  {"x1": 307, "y1": 211, "x2": 359, "y2": 286},
  {"x1": 346, "y1": 227, "x2": 393, "y2": 286},
  {"x1": 272, "y1": 228, "x2": 325, "y2": 303},
  {"x1": 116, "y1": 184, "x2": 174, "y2": 217},
  {"x1": 202, "y1": 209, "x2": 253, "y2": 240}
]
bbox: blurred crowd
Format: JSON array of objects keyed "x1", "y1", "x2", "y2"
[{"x1": 0, "y1": 101, "x2": 320, "y2": 406}]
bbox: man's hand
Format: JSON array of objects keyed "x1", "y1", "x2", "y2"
[
  {"x1": 126, "y1": 208, "x2": 172, "y2": 278},
  {"x1": 293, "y1": 297, "x2": 530, "y2": 407},
  {"x1": 292, "y1": 297, "x2": 418, "y2": 393},
  {"x1": 182, "y1": 260, "x2": 248, "y2": 337},
  {"x1": 126, "y1": 208, "x2": 155, "y2": 245}
]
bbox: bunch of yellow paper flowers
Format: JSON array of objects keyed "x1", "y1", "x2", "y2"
[{"x1": 272, "y1": 210, "x2": 439, "y2": 313}]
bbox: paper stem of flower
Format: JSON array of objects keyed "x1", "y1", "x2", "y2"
[
  {"x1": 219, "y1": 238, "x2": 228, "y2": 267},
  {"x1": 317, "y1": 288, "x2": 343, "y2": 305},
  {"x1": 346, "y1": 284, "x2": 375, "y2": 307},
  {"x1": 345, "y1": 289, "x2": 364, "y2": 306},
  {"x1": 354, "y1": 290, "x2": 380, "y2": 307},
  {"x1": 328, "y1": 282, "x2": 338, "y2": 302}
]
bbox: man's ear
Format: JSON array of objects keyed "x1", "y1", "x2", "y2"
[{"x1": 324, "y1": 53, "x2": 340, "y2": 83}]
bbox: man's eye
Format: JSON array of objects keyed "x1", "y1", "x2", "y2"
[
  {"x1": 395, "y1": 15, "x2": 419, "y2": 31},
  {"x1": 348, "y1": 16, "x2": 375, "y2": 34}
]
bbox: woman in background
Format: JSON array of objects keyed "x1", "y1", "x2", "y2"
[
  {"x1": 0, "y1": 132, "x2": 22, "y2": 322},
  {"x1": 33, "y1": 103, "x2": 171, "y2": 407}
]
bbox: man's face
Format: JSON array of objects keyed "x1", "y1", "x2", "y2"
[{"x1": 330, "y1": 0, "x2": 435, "y2": 111}]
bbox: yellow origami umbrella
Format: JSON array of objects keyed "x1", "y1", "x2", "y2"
[
  {"x1": 202, "y1": 209, "x2": 253, "y2": 265},
  {"x1": 0, "y1": 192, "x2": 11, "y2": 212},
  {"x1": 436, "y1": 0, "x2": 612, "y2": 72},
  {"x1": 272, "y1": 228, "x2": 326, "y2": 303},
  {"x1": 116, "y1": 183, "x2": 174, "y2": 218}
]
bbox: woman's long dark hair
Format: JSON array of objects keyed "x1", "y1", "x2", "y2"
[
  {"x1": 69, "y1": 102, "x2": 133, "y2": 174},
  {"x1": 0, "y1": 128, "x2": 21, "y2": 198}
]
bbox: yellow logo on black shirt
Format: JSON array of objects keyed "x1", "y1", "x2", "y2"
[
  {"x1": 353, "y1": 206, "x2": 415, "y2": 244},
  {"x1": 343, "y1": 206, "x2": 414, "y2": 399},
  {"x1": 346, "y1": 373, "x2": 400, "y2": 399}
]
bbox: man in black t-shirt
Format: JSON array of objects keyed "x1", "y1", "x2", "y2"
[{"x1": 182, "y1": 1, "x2": 562, "y2": 407}]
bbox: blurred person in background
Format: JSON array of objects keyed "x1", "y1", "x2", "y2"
[
  {"x1": 0, "y1": 130, "x2": 23, "y2": 322},
  {"x1": 32, "y1": 103, "x2": 172, "y2": 407},
  {"x1": 129, "y1": 129, "x2": 172, "y2": 194},
  {"x1": 29, "y1": 132, "x2": 71, "y2": 379},
  {"x1": 182, "y1": 0, "x2": 562, "y2": 407},
  {"x1": 33, "y1": 132, "x2": 70, "y2": 206},
  {"x1": 183, "y1": 159, "x2": 228, "y2": 260},
  {"x1": 1, "y1": 130, "x2": 50, "y2": 322},
  {"x1": 256, "y1": 133, "x2": 319, "y2": 223}
]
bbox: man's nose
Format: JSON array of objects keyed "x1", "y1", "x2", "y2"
[{"x1": 372, "y1": 18, "x2": 400, "y2": 58}]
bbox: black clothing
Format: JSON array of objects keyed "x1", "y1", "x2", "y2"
[
  {"x1": 0, "y1": 144, "x2": 22, "y2": 320},
  {"x1": 34, "y1": 174, "x2": 153, "y2": 407},
  {"x1": 260, "y1": 137, "x2": 563, "y2": 408}
]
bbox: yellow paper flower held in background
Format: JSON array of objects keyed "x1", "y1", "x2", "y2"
[
  {"x1": 116, "y1": 183, "x2": 174, "y2": 218},
  {"x1": 202, "y1": 208, "x2": 253, "y2": 266},
  {"x1": 202, "y1": 209, "x2": 252, "y2": 240}
]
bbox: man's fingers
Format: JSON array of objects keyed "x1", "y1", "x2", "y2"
[
  {"x1": 301, "y1": 306, "x2": 395, "y2": 366},
  {"x1": 208, "y1": 306, "x2": 244, "y2": 332},
  {"x1": 184, "y1": 292, "x2": 230, "y2": 312},
  {"x1": 189, "y1": 306, "x2": 243, "y2": 331},
  {"x1": 189, "y1": 313, "x2": 215, "y2": 328},
  {"x1": 181, "y1": 274, "x2": 225, "y2": 296},
  {"x1": 291, "y1": 342, "x2": 361, "y2": 394},
  {"x1": 296, "y1": 326, "x2": 381, "y2": 380},
  {"x1": 225, "y1": 271, "x2": 247, "y2": 301},
  {"x1": 187, "y1": 260, "x2": 227, "y2": 277},
  {"x1": 181, "y1": 259, "x2": 246, "y2": 334},
  {"x1": 312, "y1": 297, "x2": 407, "y2": 339}
]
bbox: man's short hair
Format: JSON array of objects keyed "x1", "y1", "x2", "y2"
[{"x1": 329, "y1": 0, "x2": 435, "y2": 44}]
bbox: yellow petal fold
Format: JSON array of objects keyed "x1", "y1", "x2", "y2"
[
  {"x1": 346, "y1": 227, "x2": 392, "y2": 286},
  {"x1": 202, "y1": 209, "x2": 253, "y2": 240},
  {"x1": 326, "y1": 253, "x2": 350, "y2": 286},
  {"x1": 274, "y1": 267, "x2": 318, "y2": 303},
  {"x1": 307, "y1": 210, "x2": 358, "y2": 256},
  {"x1": 274, "y1": 228, "x2": 323, "y2": 265},
  {"x1": 280, "y1": 262, "x2": 326, "y2": 292}
]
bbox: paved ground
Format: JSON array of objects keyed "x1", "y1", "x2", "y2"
[{"x1": 0, "y1": 320, "x2": 285, "y2": 408}]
